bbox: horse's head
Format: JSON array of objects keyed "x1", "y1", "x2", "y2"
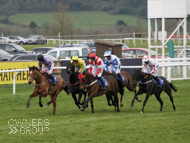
[
  {"x1": 133, "y1": 69, "x2": 146, "y2": 82},
  {"x1": 79, "y1": 70, "x2": 95, "y2": 84},
  {"x1": 28, "y1": 66, "x2": 40, "y2": 84},
  {"x1": 66, "y1": 62, "x2": 75, "y2": 76}
]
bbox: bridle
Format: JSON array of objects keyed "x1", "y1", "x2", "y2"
[{"x1": 139, "y1": 73, "x2": 153, "y2": 85}]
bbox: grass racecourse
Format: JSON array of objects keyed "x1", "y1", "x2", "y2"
[{"x1": 0, "y1": 79, "x2": 190, "y2": 143}]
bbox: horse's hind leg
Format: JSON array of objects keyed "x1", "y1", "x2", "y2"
[
  {"x1": 26, "y1": 91, "x2": 38, "y2": 109},
  {"x1": 90, "y1": 98, "x2": 94, "y2": 113},
  {"x1": 106, "y1": 93, "x2": 113, "y2": 106},
  {"x1": 39, "y1": 94, "x2": 43, "y2": 107},
  {"x1": 113, "y1": 93, "x2": 119, "y2": 112},
  {"x1": 154, "y1": 93, "x2": 163, "y2": 111},
  {"x1": 164, "y1": 89, "x2": 176, "y2": 111}
]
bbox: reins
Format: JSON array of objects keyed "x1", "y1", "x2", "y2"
[
  {"x1": 33, "y1": 70, "x2": 48, "y2": 87},
  {"x1": 138, "y1": 74, "x2": 153, "y2": 85}
]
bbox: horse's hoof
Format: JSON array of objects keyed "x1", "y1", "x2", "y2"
[
  {"x1": 138, "y1": 99, "x2": 142, "y2": 102},
  {"x1": 26, "y1": 106, "x2": 30, "y2": 109},
  {"x1": 46, "y1": 103, "x2": 50, "y2": 107},
  {"x1": 120, "y1": 103, "x2": 123, "y2": 107},
  {"x1": 80, "y1": 107, "x2": 84, "y2": 111},
  {"x1": 141, "y1": 111, "x2": 143, "y2": 113},
  {"x1": 39, "y1": 104, "x2": 43, "y2": 107},
  {"x1": 130, "y1": 104, "x2": 134, "y2": 107},
  {"x1": 108, "y1": 104, "x2": 112, "y2": 106}
]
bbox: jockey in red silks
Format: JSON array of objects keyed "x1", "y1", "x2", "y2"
[
  {"x1": 142, "y1": 55, "x2": 162, "y2": 87},
  {"x1": 88, "y1": 53, "x2": 106, "y2": 90}
]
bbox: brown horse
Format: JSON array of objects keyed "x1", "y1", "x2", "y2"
[
  {"x1": 79, "y1": 70, "x2": 123, "y2": 113},
  {"x1": 27, "y1": 66, "x2": 69, "y2": 114},
  {"x1": 102, "y1": 70, "x2": 141, "y2": 106}
]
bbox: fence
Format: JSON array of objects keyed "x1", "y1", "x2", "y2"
[{"x1": 0, "y1": 58, "x2": 190, "y2": 94}]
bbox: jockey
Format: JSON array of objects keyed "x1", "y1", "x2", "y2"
[
  {"x1": 70, "y1": 56, "x2": 85, "y2": 73},
  {"x1": 142, "y1": 55, "x2": 162, "y2": 88},
  {"x1": 103, "y1": 50, "x2": 124, "y2": 84},
  {"x1": 37, "y1": 54, "x2": 56, "y2": 85},
  {"x1": 88, "y1": 53, "x2": 106, "y2": 90}
]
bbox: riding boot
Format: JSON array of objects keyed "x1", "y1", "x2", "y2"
[
  {"x1": 155, "y1": 76, "x2": 162, "y2": 88},
  {"x1": 98, "y1": 77, "x2": 107, "y2": 90},
  {"x1": 50, "y1": 74, "x2": 56, "y2": 85},
  {"x1": 117, "y1": 73, "x2": 124, "y2": 85}
]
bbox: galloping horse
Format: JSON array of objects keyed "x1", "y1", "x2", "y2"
[
  {"x1": 80, "y1": 70, "x2": 123, "y2": 113},
  {"x1": 66, "y1": 62, "x2": 86, "y2": 109},
  {"x1": 27, "y1": 66, "x2": 69, "y2": 114},
  {"x1": 131, "y1": 69, "x2": 177, "y2": 113},
  {"x1": 102, "y1": 70, "x2": 141, "y2": 106}
]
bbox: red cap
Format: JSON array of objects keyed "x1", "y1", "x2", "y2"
[{"x1": 89, "y1": 53, "x2": 96, "y2": 58}]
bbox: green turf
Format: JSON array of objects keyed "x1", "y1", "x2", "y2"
[
  {"x1": 0, "y1": 80, "x2": 189, "y2": 143},
  {"x1": 6, "y1": 11, "x2": 148, "y2": 31}
]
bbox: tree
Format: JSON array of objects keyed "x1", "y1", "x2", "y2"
[
  {"x1": 29, "y1": 21, "x2": 37, "y2": 29},
  {"x1": 50, "y1": 3, "x2": 74, "y2": 36}
]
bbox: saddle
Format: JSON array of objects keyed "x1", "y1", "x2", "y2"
[
  {"x1": 98, "y1": 78, "x2": 108, "y2": 87},
  {"x1": 154, "y1": 77, "x2": 163, "y2": 86},
  {"x1": 42, "y1": 73, "x2": 58, "y2": 84}
]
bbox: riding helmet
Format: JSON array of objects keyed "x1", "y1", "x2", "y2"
[
  {"x1": 104, "y1": 51, "x2": 111, "y2": 57},
  {"x1": 89, "y1": 53, "x2": 96, "y2": 58},
  {"x1": 72, "y1": 56, "x2": 78, "y2": 61},
  {"x1": 37, "y1": 54, "x2": 44, "y2": 61},
  {"x1": 143, "y1": 55, "x2": 149, "y2": 62}
]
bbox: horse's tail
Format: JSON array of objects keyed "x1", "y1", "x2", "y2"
[
  {"x1": 169, "y1": 82, "x2": 177, "y2": 92},
  {"x1": 64, "y1": 84, "x2": 70, "y2": 95}
]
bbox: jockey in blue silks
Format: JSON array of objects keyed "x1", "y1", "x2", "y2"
[{"x1": 103, "y1": 50, "x2": 124, "y2": 84}]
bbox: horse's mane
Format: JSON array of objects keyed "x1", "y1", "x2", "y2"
[{"x1": 29, "y1": 66, "x2": 40, "y2": 71}]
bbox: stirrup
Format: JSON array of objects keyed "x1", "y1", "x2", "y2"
[{"x1": 101, "y1": 86, "x2": 107, "y2": 90}]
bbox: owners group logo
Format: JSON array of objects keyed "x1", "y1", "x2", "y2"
[{"x1": 8, "y1": 119, "x2": 49, "y2": 134}]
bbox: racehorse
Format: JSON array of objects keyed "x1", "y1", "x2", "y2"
[
  {"x1": 102, "y1": 70, "x2": 141, "y2": 106},
  {"x1": 66, "y1": 62, "x2": 87, "y2": 109},
  {"x1": 130, "y1": 69, "x2": 177, "y2": 113},
  {"x1": 27, "y1": 66, "x2": 69, "y2": 114},
  {"x1": 79, "y1": 70, "x2": 123, "y2": 113}
]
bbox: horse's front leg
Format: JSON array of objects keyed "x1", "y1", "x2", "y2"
[
  {"x1": 141, "y1": 93, "x2": 150, "y2": 113},
  {"x1": 72, "y1": 93, "x2": 81, "y2": 109},
  {"x1": 106, "y1": 93, "x2": 112, "y2": 106},
  {"x1": 131, "y1": 89, "x2": 143, "y2": 107},
  {"x1": 39, "y1": 94, "x2": 43, "y2": 107},
  {"x1": 26, "y1": 91, "x2": 38, "y2": 109},
  {"x1": 80, "y1": 93, "x2": 93, "y2": 111},
  {"x1": 81, "y1": 89, "x2": 86, "y2": 105}
]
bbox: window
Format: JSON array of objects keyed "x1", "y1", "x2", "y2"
[
  {"x1": 35, "y1": 49, "x2": 48, "y2": 54},
  {"x1": 5, "y1": 45, "x2": 14, "y2": 51},
  {"x1": 71, "y1": 50, "x2": 79, "y2": 56},
  {"x1": 136, "y1": 50, "x2": 147, "y2": 55},
  {"x1": 48, "y1": 51, "x2": 57, "y2": 58},
  {"x1": 60, "y1": 51, "x2": 70, "y2": 57},
  {"x1": 123, "y1": 50, "x2": 134, "y2": 55},
  {"x1": 23, "y1": 56, "x2": 35, "y2": 61},
  {"x1": 82, "y1": 48, "x2": 88, "y2": 56}
]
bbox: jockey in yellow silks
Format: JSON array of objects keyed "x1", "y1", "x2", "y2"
[{"x1": 70, "y1": 56, "x2": 86, "y2": 73}]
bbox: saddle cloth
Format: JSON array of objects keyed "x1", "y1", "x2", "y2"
[
  {"x1": 154, "y1": 77, "x2": 163, "y2": 85},
  {"x1": 98, "y1": 78, "x2": 108, "y2": 87},
  {"x1": 47, "y1": 75, "x2": 58, "y2": 83},
  {"x1": 120, "y1": 74, "x2": 125, "y2": 82}
]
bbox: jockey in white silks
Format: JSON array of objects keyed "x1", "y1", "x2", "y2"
[
  {"x1": 142, "y1": 55, "x2": 162, "y2": 87},
  {"x1": 103, "y1": 50, "x2": 124, "y2": 84}
]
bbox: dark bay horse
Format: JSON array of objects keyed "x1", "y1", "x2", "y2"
[
  {"x1": 66, "y1": 62, "x2": 86, "y2": 109},
  {"x1": 27, "y1": 66, "x2": 69, "y2": 114},
  {"x1": 131, "y1": 69, "x2": 177, "y2": 113},
  {"x1": 102, "y1": 70, "x2": 141, "y2": 106},
  {"x1": 80, "y1": 70, "x2": 123, "y2": 113}
]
